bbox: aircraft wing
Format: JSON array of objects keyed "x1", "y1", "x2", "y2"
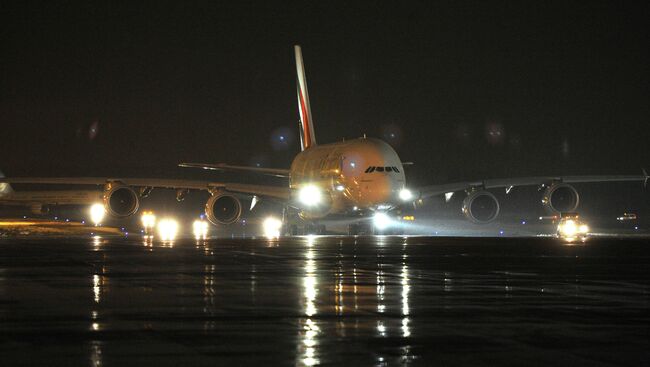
[
  {"x1": 0, "y1": 177, "x2": 291, "y2": 200},
  {"x1": 417, "y1": 170, "x2": 649, "y2": 199},
  {"x1": 179, "y1": 163, "x2": 290, "y2": 178}
]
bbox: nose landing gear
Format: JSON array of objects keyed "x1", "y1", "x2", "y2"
[
  {"x1": 348, "y1": 220, "x2": 404, "y2": 235},
  {"x1": 281, "y1": 207, "x2": 327, "y2": 236}
]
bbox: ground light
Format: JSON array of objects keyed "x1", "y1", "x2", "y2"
[
  {"x1": 263, "y1": 217, "x2": 282, "y2": 238},
  {"x1": 89, "y1": 204, "x2": 105, "y2": 226},
  {"x1": 193, "y1": 219, "x2": 209, "y2": 240},
  {"x1": 157, "y1": 218, "x2": 179, "y2": 241},
  {"x1": 141, "y1": 211, "x2": 156, "y2": 235}
]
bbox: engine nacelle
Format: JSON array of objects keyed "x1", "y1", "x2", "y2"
[
  {"x1": 205, "y1": 193, "x2": 242, "y2": 225},
  {"x1": 462, "y1": 190, "x2": 500, "y2": 223},
  {"x1": 542, "y1": 183, "x2": 579, "y2": 213},
  {"x1": 103, "y1": 184, "x2": 140, "y2": 217}
]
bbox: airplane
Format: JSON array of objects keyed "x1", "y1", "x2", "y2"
[{"x1": 1, "y1": 46, "x2": 648, "y2": 235}]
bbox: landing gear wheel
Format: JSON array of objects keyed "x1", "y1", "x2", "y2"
[
  {"x1": 304, "y1": 223, "x2": 326, "y2": 235},
  {"x1": 282, "y1": 207, "x2": 303, "y2": 237}
]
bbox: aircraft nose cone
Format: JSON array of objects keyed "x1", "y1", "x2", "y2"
[{"x1": 358, "y1": 175, "x2": 398, "y2": 206}]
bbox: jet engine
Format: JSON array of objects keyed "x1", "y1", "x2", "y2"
[
  {"x1": 103, "y1": 184, "x2": 140, "y2": 217},
  {"x1": 205, "y1": 193, "x2": 242, "y2": 225},
  {"x1": 542, "y1": 183, "x2": 579, "y2": 213},
  {"x1": 462, "y1": 190, "x2": 500, "y2": 223}
]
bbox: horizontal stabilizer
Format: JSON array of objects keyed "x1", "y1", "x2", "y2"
[{"x1": 179, "y1": 163, "x2": 290, "y2": 178}]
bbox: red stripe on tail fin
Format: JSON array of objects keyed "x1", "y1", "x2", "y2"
[{"x1": 295, "y1": 45, "x2": 317, "y2": 150}]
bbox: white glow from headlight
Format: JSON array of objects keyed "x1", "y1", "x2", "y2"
[
  {"x1": 89, "y1": 204, "x2": 106, "y2": 226},
  {"x1": 141, "y1": 211, "x2": 156, "y2": 230},
  {"x1": 558, "y1": 218, "x2": 590, "y2": 242},
  {"x1": 298, "y1": 185, "x2": 322, "y2": 206},
  {"x1": 157, "y1": 218, "x2": 179, "y2": 241},
  {"x1": 263, "y1": 216, "x2": 282, "y2": 238},
  {"x1": 399, "y1": 188, "x2": 413, "y2": 201},
  {"x1": 560, "y1": 219, "x2": 577, "y2": 236},
  {"x1": 373, "y1": 212, "x2": 391, "y2": 230},
  {"x1": 193, "y1": 219, "x2": 209, "y2": 240}
]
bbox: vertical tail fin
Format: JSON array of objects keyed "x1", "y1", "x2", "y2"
[
  {"x1": 295, "y1": 45, "x2": 317, "y2": 150},
  {"x1": 0, "y1": 170, "x2": 13, "y2": 198}
]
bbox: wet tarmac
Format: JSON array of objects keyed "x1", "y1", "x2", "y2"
[{"x1": 0, "y1": 235, "x2": 649, "y2": 366}]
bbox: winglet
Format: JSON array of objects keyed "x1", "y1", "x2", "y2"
[{"x1": 643, "y1": 168, "x2": 648, "y2": 188}]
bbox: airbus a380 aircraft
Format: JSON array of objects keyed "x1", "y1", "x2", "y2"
[{"x1": 1, "y1": 46, "x2": 648, "y2": 234}]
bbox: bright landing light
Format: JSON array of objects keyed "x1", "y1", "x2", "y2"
[
  {"x1": 557, "y1": 219, "x2": 589, "y2": 242},
  {"x1": 157, "y1": 218, "x2": 179, "y2": 241},
  {"x1": 298, "y1": 185, "x2": 322, "y2": 206},
  {"x1": 373, "y1": 212, "x2": 391, "y2": 230},
  {"x1": 141, "y1": 211, "x2": 156, "y2": 230},
  {"x1": 263, "y1": 216, "x2": 282, "y2": 238},
  {"x1": 193, "y1": 219, "x2": 209, "y2": 239},
  {"x1": 399, "y1": 188, "x2": 413, "y2": 201},
  {"x1": 89, "y1": 204, "x2": 106, "y2": 226}
]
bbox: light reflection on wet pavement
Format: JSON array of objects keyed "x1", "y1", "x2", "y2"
[{"x1": 0, "y1": 236, "x2": 649, "y2": 366}]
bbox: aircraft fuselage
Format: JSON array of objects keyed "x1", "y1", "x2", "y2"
[{"x1": 289, "y1": 137, "x2": 406, "y2": 217}]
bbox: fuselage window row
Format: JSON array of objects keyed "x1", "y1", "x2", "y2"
[{"x1": 364, "y1": 166, "x2": 400, "y2": 173}]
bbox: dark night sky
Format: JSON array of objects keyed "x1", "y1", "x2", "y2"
[{"x1": 1, "y1": 1, "x2": 648, "y2": 186}]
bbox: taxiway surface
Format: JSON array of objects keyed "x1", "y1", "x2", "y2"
[{"x1": 0, "y1": 235, "x2": 648, "y2": 366}]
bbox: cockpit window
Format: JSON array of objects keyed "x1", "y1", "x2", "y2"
[{"x1": 364, "y1": 166, "x2": 400, "y2": 174}]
